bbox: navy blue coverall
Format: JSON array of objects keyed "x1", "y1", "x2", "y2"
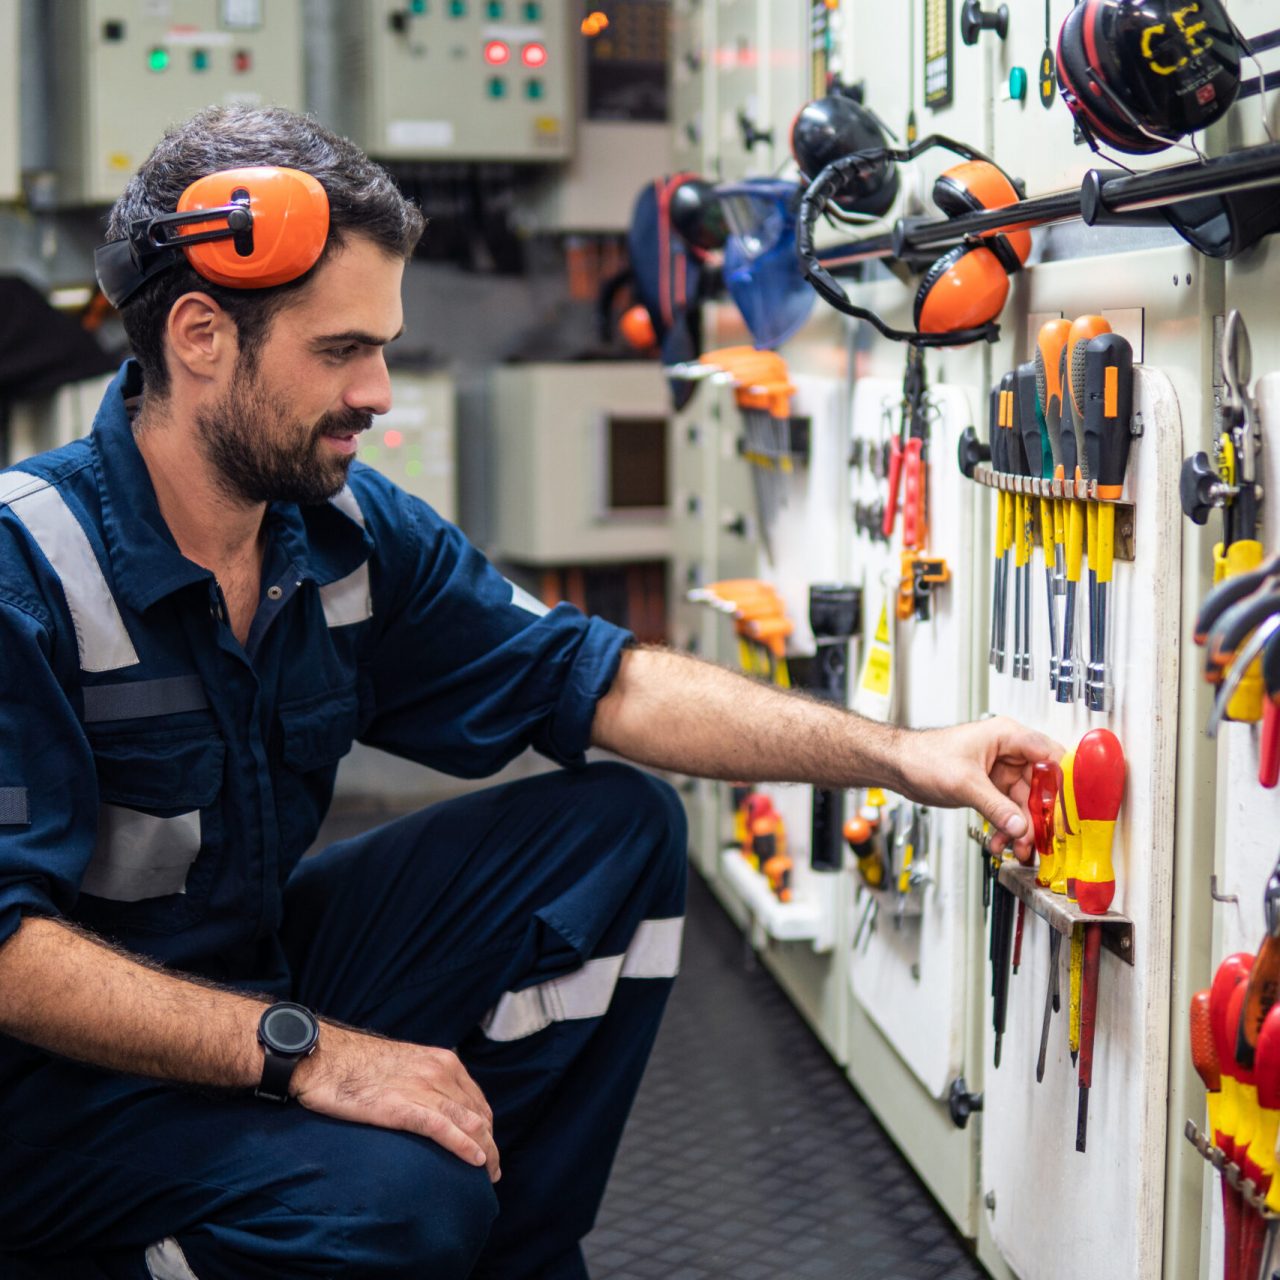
[{"x1": 0, "y1": 362, "x2": 687, "y2": 1279}]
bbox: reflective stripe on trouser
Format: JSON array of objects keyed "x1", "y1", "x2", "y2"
[{"x1": 0, "y1": 762, "x2": 687, "y2": 1280}]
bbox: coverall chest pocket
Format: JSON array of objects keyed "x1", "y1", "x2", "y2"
[
  {"x1": 275, "y1": 683, "x2": 359, "y2": 871},
  {"x1": 77, "y1": 724, "x2": 226, "y2": 934}
]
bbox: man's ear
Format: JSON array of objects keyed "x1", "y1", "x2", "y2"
[{"x1": 165, "y1": 292, "x2": 238, "y2": 384}]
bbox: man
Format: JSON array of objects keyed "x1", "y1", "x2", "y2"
[{"x1": 0, "y1": 107, "x2": 1054, "y2": 1279}]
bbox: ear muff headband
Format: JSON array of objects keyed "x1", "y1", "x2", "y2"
[{"x1": 94, "y1": 166, "x2": 330, "y2": 309}]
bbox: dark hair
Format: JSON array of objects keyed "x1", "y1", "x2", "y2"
[{"x1": 105, "y1": 106, "x2": 424, "y2": 398}]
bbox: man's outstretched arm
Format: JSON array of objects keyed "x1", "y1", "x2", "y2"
[{"x1": 590, "y1": 646, "x2": 1062, "y2": 860}]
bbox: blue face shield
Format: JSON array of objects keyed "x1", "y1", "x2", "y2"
[{"x1": 717, "y1": 179, "x2": 816, "y2": 350}]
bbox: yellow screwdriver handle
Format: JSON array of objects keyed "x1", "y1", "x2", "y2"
[
  {"x1": 1061, "y1": 747, "x2": 1081, "y2": 903},
  {"x1": 1225, "y1": 539, "x2": 1266, "y2": 723}
]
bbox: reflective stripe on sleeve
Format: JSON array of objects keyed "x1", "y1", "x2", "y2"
[
  {"x1": 0, "y1": 788, "x2": 29, "y2": 826},
  {"x1": 319, "y1": 485, "x2": 372, "y2": 627},
  {"x1": 82, "y1": 674, "x2": 209, "y2": 723},
  {"x1": 82, "y1": 806, "x2": 201, "y2": 902},
  {"x1": 481, "y1": 915, "x2": 683, "y2": 1042},
  {"x1": 0, "y1": 471, "x2": 139, "y2": 673},
  {"x1": 506, "y1": 578, "x2": 550, "y2": 618}
]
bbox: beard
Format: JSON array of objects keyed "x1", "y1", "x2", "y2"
[{"x1": 194, "y1": 369, "x2": 372, "y2": 506}]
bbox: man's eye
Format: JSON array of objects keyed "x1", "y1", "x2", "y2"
[{"x1": 327, "y1": 345, "x2": 359, "y2": 360}]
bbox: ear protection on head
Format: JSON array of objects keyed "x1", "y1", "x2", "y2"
[
  {"x1": 913, "y1": 159, "x2": 1029, "y2": 335},
  {"x1": 798, "y1": 133, "x2": 1027, "y2": 346},
  {"x1": 95, "y1": 166, "x2": 330, "y2": 309},
  {"x1": 1056, "y1": 0, "x2": 1243, "y2": 155}
]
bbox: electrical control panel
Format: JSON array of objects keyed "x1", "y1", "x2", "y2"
[
  {"x1": 45, "y1": 0, "x2": 304, "y2": 206},
  {"x1": 363, "y1": 370, "x2": 458, "y2": 523},
  {"x1": 329, "y1": 0, "x2": 573, "y2": 163},
  {"x1": 0, "y1": 0, "x2": 19, "y2": 203}
]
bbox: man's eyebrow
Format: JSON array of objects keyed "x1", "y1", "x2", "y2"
[{"x1": 311, "y1": 325, "x2": 406, "y2": 347}]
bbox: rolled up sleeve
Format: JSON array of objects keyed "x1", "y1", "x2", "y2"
[{"x1": 355, "y1": 482, "x2": 632, "y2": 777}]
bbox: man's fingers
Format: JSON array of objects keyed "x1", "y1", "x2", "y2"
[
  {"x1": 993, "y1": 721, "x2": 1065, "y2": 765},
  {"x1": 413, "y1": 1101, "x2": 501, "y2": 1181},
  {"x1": 970, "y1": 774, "x2": 1029, "y2": 841}
]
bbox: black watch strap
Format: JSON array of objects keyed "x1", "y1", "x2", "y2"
[
  {"x1": 255, "y1": 1002, "x2": 319, "y2": 1102},
  {"x1": 256, "y1": 1049, "x2": 298, "y2": 1103}
]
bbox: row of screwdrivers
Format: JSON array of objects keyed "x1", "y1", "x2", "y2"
[
  {"x1": 1192, "y1": 939, "x2": 1280, "y2": 1280},
  {"x1": 687, "y1": 579, "x2": 794, "y2": 688},
  {"x1": 986, "y1": 728, "x2": 1125, "y2": 1154},
  {"x1": 975, "y1": 317, "x2": 1134, "y2": 712}
]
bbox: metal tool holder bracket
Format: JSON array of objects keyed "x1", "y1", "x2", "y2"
[
  {"x1": 997, "y1": 863, "x2": 1135, "y2": 967},
  {"x1": 968, "y1": 465, "x2": 1137, "y2": 562},
  {"x1": 1184, "y1": 1121, "x2": 1277, "y2": 1219}
]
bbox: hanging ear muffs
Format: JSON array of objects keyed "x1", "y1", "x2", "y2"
[
  {"x1": 913, "y1": 160, "x2": 1030, "y2": 334},
  {"x1": 791, "y1": 93, "x2": 899, "y2": 218},
  {"x1": 95, "y1": 166, "x2": 330, "y2": 309},
  {"x1": 1056, "y1": 0, "x2": 1244, "y2": 155},
  {"x1": 798, "y1": 134, "x2": 1026, "y2": 346},
  {"x1": 668, "y1": 178, "x2": 729, "y2": 252}
]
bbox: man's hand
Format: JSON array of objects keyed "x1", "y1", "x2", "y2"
[
  {"x1": 896, "y1": 717, "x2": 1064, "y2": 863},
  {"x1": 292, "y1": 1025, "x2": 500, "y2": 1182}
]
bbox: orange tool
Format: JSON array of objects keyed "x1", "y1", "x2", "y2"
[{"x1": 843, "y1": 813, "x2": 885, "y2": 889}]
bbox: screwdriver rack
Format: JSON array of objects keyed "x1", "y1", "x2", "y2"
[
  {"x1": 968, "y1": 826, "x2": 1137, "y2": 966},
  {"x1": 1184, "y1": 1120, "x2": 1277, "y2": 1219},
  {"x1": 968, "y1": 464, "x2": 1137, "y2": 563}
]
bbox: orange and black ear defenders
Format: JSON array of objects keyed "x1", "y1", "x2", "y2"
[
  {"x1": 95, "y1": 166, "x2": 330, "y2": 309},
  {"x1": 797, "y1": 132, "x2": 1027, "y2": 347},
  {"x1": 913, "y1": 159, "x2": 1030, "y2": 336}
]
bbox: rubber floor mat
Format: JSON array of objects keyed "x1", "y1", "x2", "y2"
[{"x1": 584, "y1": 869, "x2": 987, "y2": 1280}]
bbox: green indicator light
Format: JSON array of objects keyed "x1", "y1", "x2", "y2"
[
  {"x1": 192, "y1": 48, "x2": 210, "y2": 71},
  {"x1": 525, "y1": 78, "x2": 543, "y2": 99},
  {"x1": 524, "y1": 2, "x2": 540, "y2": 18},
  {"x1": 410, "y1": 0, "x2": 427, "y2": 11},
  {"x1": 488, "y1": 75, "x2": 506, "y2": 97},
  {"x1": 148, "y1": 46, "x2": 169, "y2": 72},
  {"x1": 363, "y1": 445, "x2": 381, "y2": 463},
  {"x1": 487, "y1": 0, "x2": 503, "y2": 15},
  {"x1": 449, "y1": 0, "x2": 466, "y2": 14},
  {"x1": 405, "y1": 459, "x2": 423, "y2": 478},
  {"x1": 1008, "y1": 66, "x2": 1027, "y2": 101}
]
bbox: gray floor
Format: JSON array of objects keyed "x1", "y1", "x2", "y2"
[{"x1": 583, "y1": 871, "x2": 986, "y2": 1280}]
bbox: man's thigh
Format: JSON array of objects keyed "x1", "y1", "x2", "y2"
[
  {"x1": 0, "y1": 1059, "x2": 497, "y2": 1279},
  {"x1": 280, "y1": 761, "x2": 688, "y2": 1045}
]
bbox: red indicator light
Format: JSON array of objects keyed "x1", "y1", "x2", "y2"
[
  {"x1": 234, "y1": 49, "x2": 252, "y2": 73},
  {"x1": 521, "y1": 42, "x2": 547, "y2": 68},
  {"x1": 384, "y1": 430, "x2": 404, "y2": 448},
  {"x1": 484, "y1": 40, "x2": 510, "y2": 65}
]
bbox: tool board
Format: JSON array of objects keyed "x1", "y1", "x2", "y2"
[
  {"x1": 978, "y1": 242, "x2": 1205, "y2": 1280},
  {"x1": 1201, "y1": 368, "x2": 1280, "y2": 1280},
  {"x1": 846, "y1": 375, "x2": 982, "y2": 1101}
]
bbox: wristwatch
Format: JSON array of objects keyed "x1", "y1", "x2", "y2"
[{"x1": 255, "y1": 1002, "x2": 320, "y2": 1102}]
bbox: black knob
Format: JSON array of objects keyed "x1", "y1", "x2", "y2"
[
  {"x1": 960, "y1": 0, "x2": 1009, "y2": 45},
  {"x1": 958, "y1": 426, "x2": 991, "y2": 479},
  {"x1": 810, "y1": 584, "x2": 861, "y2": 640},
  {"x1": 737, "y1": 111, "x2": 775, "y2": 152},
  {"x1": 1179, "y1": 451, "x2": 1226, "y2": 526},
  {"x1": 724, "y1": 514, "x2": 749, "y2": 538},
  {"x1": 948, "y1": 1076, "x2": 985, "y2": 1129}
]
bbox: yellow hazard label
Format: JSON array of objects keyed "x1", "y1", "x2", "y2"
[
  {"x1": 861, "y1": 646, "x2": 892, "y2": 698},
  {"x1": 108, "y1": 152, "x2": 132, "y2": 171},
  {"x1": 866, "y1": 787, "x2": 887, "y2": 807},
  {"x1": 873, "y1": 603, "x2": 890, "y2": 645}
]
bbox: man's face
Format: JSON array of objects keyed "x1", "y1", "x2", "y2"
[{"x1": 195, "y1": 236, "x2": 405, "y2": 506}]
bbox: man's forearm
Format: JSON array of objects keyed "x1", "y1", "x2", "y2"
[
  {"x1": 591, "y1": 646, "x2": 910, "y2": 791},
  {"x1": 0, "y1": 915, "x2": 267, "y2": 1088}
]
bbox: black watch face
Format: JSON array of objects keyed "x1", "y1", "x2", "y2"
[{"x1": 263, "y1": 1005, "x2": 317, "y2": 1055}]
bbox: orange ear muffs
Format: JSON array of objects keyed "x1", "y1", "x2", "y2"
[
  {"x1": 931, "y1": 160, "x2": 1031, "y2": 269},
  {"x1": 913, "y1": 244, "x2": 1011, "y2": 335},
  {"x1": 94, "y1": 166, "x2": 331, "y2": 309},
  {"x1": 175, "y1": 167, "x2": 329, "y2": 289}
]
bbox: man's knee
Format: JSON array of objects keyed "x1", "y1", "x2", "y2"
[{"x1": 578, "y1": 761, "x2": 688, "y2": 876}]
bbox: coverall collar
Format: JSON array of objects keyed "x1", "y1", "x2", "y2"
[{"x1": 92, "y1": 359, "x2": 372, "y2": 614}]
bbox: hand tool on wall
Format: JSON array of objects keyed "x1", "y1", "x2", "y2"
[
  {"x1": 1226, "y1": 981, "x2": 1263, "y2": 1279},
  {"x1": 1036, "y1": 318, "x2": 1073, "y2": 602},
  {"x1": 1082, "y1": 334, "x2": 1134, "y2": 714},
  {"x1": 1072, "y1": 728, "x2": 1125, "y2": 915},
  {"x1": 1248, "y1": 1006, "x2": 1280, "y2": 1276},
  {"x1": 884, "y1": 345, "x2": 927, "y2": 541},
  {"x1": 844, "y1": 812, "x2": 885, "y2": 888},
  {"x1": 1264, "y1": 635, "x2": 1280, "y2": 788},
  {"x1": 991, "y1": 854, "x2": 1016, "y2": 1068},
  {"x1": 1056, "y1": 360, "x2": 1086, "y2": 703},
  {"x1": 808, "y1": 585, "x2": 862, "y2": 871},
  {"x1": 1069, "y1": 729, "x2": 1124, "y2": 1153},
  {"x1": 1235, "y1": 859, "x2": 1280, "y2": 1073},
  {"x1": 1012, "y1": 365, "x2": 1040, "y2": 682},
  {"x1": 1059, "y1": 746, "x2": 1083, "y2": 1063},
  {"x1": 1212, "y1": 953, "x2": 1256, "y2": 1280},
  {"x1": 1191, "y1": 990, "x2": 1233, "y2": 1279},
  {"x1": 1030, "y1": 763, "x2": 1066, "y2": 1082},
  {"x1": 998, "y1": 371, "x2": 1029, "y2": 679},
  {"x1": 1020, "y1": 359, "x2": 1060, "y2": 689},
  {"x1": 988, "y1": 383, "x2": 1010, "y2": 672},
  {"x1": 741, "y1": 792, "x2": 776, "y2": 869},
  {"x1": 1062, "y1": 315, "x2": 1113, "y2": 704}
]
